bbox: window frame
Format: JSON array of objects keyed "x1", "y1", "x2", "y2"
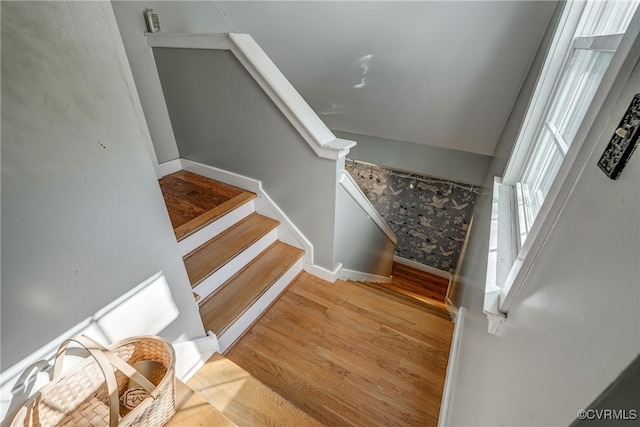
[{"x1": 483, "y1": 1, "x2": 640, "y2": 333}]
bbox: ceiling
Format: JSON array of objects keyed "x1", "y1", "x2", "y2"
[{"x1": 216, "y1": 1, "x2": 556, "y2": 156}]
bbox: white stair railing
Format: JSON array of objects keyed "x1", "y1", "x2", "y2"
[{"x1": 146, "y1": 32, "x2": 396, "y2": 277}]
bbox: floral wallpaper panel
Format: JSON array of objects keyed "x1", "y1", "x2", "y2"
[{"x1": 345, "y1": 159, "x2": 479, "y2": 273}]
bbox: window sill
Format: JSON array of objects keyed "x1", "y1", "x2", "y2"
[{"x1": 483, "y1": 177, "x2": 513, "y2": 335}]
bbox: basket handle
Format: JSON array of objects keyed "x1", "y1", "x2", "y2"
[
  {"x1": 53, "y1": 336, "x2": 159, "y2": 427},
  {"x1": 54, "y1": 336, "x2": 120, "y2": 427}
]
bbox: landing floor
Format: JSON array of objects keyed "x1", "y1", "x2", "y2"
[
  {"x1": 227, "y1": 272, "x2": 453, "y2": 426},
  {"x1": 158, "y1": 170, "x2": 244, "y2": 230}
]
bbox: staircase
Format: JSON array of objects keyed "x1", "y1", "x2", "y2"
[
  {"x1": 347, "y1": 262, "x2": 451, "y2": 320},
  {"x1": 159, "y1": 170, "x2": 322, "y2": 425},
  {"x1": 159, "y1": 170, "x2": 304, "y2": 352}
]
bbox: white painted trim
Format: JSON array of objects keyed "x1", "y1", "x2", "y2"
[
  {"x1": 180, "y1": 158, "x2": 261, "y2": 194},
  {"x1": 503, "y1": 1, "x2": 585, "y2": 182},
  {"x1": 217, "y1": 257, "x2": 304, "y2": 352},
  {"x1": 304, "y1": 262, "x2": 342, "y2": 284},
  {"x1": 178, "y1": 200, "x2": 255, "y2": 257},
  {"x1": 172, "y1": 334, "x2": 219, "y2": 382},
  {"x1": 156, "y1": 159, "x2": 183, "y2": 178},
  {"x1": 178, "y1": 159, "x2": 314, "y2": 264},
  {"x1": 145, "y1": 32, "x2": 356, "y2": 160},
  {"x1": 340, "y1": 171, "x2": 398, "y2": 245},
  {"x1": 497, "y1": 11, "x2": 640, "y2": 315},
  {"x1": 340, "y1": 269, "x2": 392, "y2": 284},
  {"x1": 254, "y1": 189, "x2": 314, "y2": 264},
  {"x1": 393, "y1": 256, "x2": 452, "y2": 280},
  {"x1": 193, "y1": 229, "x2": 278, "y2": 300},
  {"x1": 438, "y1": 306, "x2": 466, "y2": 427},
  {"x1": 228, "y1": 33, "x2": 356, "y2": 160}
]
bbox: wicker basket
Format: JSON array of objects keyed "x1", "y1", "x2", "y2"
[{"x1": 9, "y1": 335, "x2": 176, "y2": 427}]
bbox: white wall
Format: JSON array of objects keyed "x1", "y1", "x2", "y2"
[
  {"x1": 1, "y1": 1, "x2": 204, "y2": 370},
  {"x1": 216, "y1": 1, "x2": 556, "y2": 156},
  {"x1": 111, "y1": 1, "x2": 231, "y2": 164},
  {"x1": 447, "y1": 6, "x2": 640, "y2": 425}
]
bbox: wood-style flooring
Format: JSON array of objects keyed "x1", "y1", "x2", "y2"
[
  {"x1": 159, "y1": 171, "x2": 254, "y2": 240},
  {"x1": 352, "y1": 262, "x2": 451, "y2": 320},
  {"x1": 226, "y1": 272, "x2": 453, "y2": 426},
  {"x1": 391, "y1": 262, "x2": 449, "y2": 303}
]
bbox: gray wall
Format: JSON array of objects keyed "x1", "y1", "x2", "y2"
[
  {"x1": 335, "y1": 185, "x2": 395, "y2": 276},
  {"x1": 570, "y1": 354, "x2": 640, "y2": 427},
  {"x1": 216, "y1": 1, "x2": 556, "y2": 156},
  {"x1": 111, "y1": 1, "x2": 231, "y2": 164},
  {"x1": 152, "y1": 48, "x2": 340, "y2": 270},
  {"x1": 1, "y1": 1, "x2": 204, "y2": 370},
  {"x1": 336, "y1": 130, "x2": 491, "y2": 186},
  {"x1": 447, "y1": 4, "x2": 640, "y2": 425}
]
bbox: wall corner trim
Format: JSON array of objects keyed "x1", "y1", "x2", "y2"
[
  {"x1": 304, "y1": 262, "x2": 342, "y2": 283},
  {"x1": 339, "y1": 269, "x2": 392, "y2": 284},
  {"x1": 156, "y1": 158, "x2": 183, "y2": 178}
]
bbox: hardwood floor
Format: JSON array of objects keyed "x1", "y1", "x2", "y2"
[
  {"x1": 159, "y1": 171, "x2": 255, "y2": 240},
  {"x1": 351, "y1": 262, "x2": 451, "y2": 319},
  {"x1": 226, "y1": 272, "x2": 453, "y2": 426},
  {"x1": 391, "y1": 262, "x2": 449, "y2": 303},
  {"x1": 183, "y1": 213, "x2": 279, "y2": 286},
  {"x1": 199, "y1": 242, "x2": 304, "y2": 337},
  {"x1": 186, "y1": 354, "x2": 323, "y2": 426}
]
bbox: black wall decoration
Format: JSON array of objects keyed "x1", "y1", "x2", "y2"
[{"x1": 597, "y1": 93, "x2": 640, "y2": 180}]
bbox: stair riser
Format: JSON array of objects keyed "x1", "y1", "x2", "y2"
[
  {"x1": 179, "y1": 200, "x2": 255, "y2": 257},
  {"x1": 193, "y1": 229, "x2": 278, "y2": 300},
  {"x1": 218, "y1": 257, "x2": 303, "y2": 352}
]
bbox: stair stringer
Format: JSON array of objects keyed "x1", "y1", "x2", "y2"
[
  {"x1": 191, "y1": 228, "x2": 278, "y2": 300},
  {"x1": 217, "y1": 256, "x2": 304, "y2": 352},
  {"x1": 178, "y1": 159, "x2": 314, "y2": 265}
]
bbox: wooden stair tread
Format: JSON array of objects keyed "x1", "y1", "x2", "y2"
[
  {"x1": 186, "y1": 353, "x2": 322, "y2": 427},
  {"x1": 199, "y1": 242, "x2": 304, "y2": 337},
  {"x1": 175, "y1": 192, "x2": 256, "y2": 241},
  {"x1": 159, "y1": 170, "x2": 253, "y2": 240},
  {"x1": 184, "y1": 213, "x2": 279, "y2": 287},
  {"x1": 347, "y1": 275, "x2": 450, "y2": 320},
  {"x1": 167, "y1": 379, "x2": 236, "y2": 426},
  {"x1": 392, "y1": 262, "x2": 449, "y2": 299}
]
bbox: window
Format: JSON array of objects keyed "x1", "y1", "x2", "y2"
[
  {"x1": 515, "y1": 1, "x2": 638, "y2": 245},
  {"x1": 484, "y1": 1, "x2": 640, "y2": 333}
]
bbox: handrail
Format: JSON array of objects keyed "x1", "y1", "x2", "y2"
[
  {"x1": 146, "y1": 32, "x2": 356, "y2": 160},
  {"x1": 339, "y1": 171, "x2": 398, "y2": 245}
]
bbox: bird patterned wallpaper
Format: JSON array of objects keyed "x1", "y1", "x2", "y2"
[{"x1": 345, "y1": 159, "x2": 479, "y2": 273}]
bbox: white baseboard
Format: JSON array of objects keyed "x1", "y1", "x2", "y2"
[
  {"x1": 340, "y1": 268, "x2": 392, "y2": 284},
  {"x1": 178, "y1": 200, "x2": 255, "y2": 256},
  {"x1": 217, "y1": 257, "x2": 304, "y2": 352},
  {"x1": 438, "y1": 306, "x2": 465, "y2": 427},
  {"x1": 173, "y1": 334, "x2": 219, "y2": 382},
  {"x1": 156, "y1": 159, "x2": 183, "y2": 178},
  {"x1": 304, "y1": 262, "x2": 342, "y2": 283},
  {"x1": 254, "y1": 190, "x2": 313, "y2": 264},
  {"x1": 192, "y1": 229, "x2": 278, "y2": 301},
  {"x1": 178, "y1": 159, "x2": 314, "y2": 265},
  {"x1": 393, "y1": 256, "x2": 452, "y2": 280},
  {"x1": 180, "y1": 159, "x2": 262, "y2": 194}
]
